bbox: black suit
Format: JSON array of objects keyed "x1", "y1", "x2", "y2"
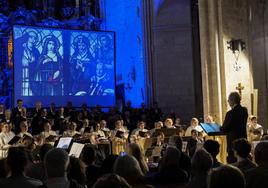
[{"x1": 221, "y1": 104, "x2": 248, "y2": 163}]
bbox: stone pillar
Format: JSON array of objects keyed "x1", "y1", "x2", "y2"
[{"x1": 199, "y1": 0, "x2": 253, "y2": 123}]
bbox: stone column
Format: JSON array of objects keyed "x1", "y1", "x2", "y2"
[{"x1": 199, "y1": 0, "x2": 253, "y2": 123}]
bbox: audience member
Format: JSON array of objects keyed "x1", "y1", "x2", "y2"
[
  {"x1": 93, "y1": 174, "x2": 131, "y2": 188},
  {"x1": 152, "y1": 146, "x2": 188, "y2": 186},
  {"x1": 208, "y1": 165, "x2": 245, "y2": 188},
  {"x1": 67, "y1": 156, "x2": 87, "y2": 186},
  {"x1": 168, "y1": 135, "x2": 191, "y2": 177},
  {"x1": 44, "y1": 148, "x2": 83, "y2": 188},
  {"x1": 185, "y1": 149, "x2": 213, "y2": 188},
  {"x1": 0, "y1": 146, "x2": 42, "y2": 187},
  {"x1": 203, "y1": 139, "x2": 222, "y2": 168},
  {"x1": 81, "y1": 145, "x2": 101, "y2": 187},
  {"x1": 26, "y1": 143, "x2": 53, "y2": 182},
  {"x1": 101, "y1": 154, "x2": 118, "y2": 175},
  {"x1": 127, "y1": 143, "x2": 149, "y2": 174},
  {"x1": 114, "y1": 155, "x2": 152, "y2": 188},
  {"x1": 232, "y1": 138, "x2": 256, "y2": 174},
  {"x1": 246, "y1": 141, "x2": 268, "y2": 188}
]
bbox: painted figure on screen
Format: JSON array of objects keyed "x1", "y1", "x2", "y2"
[{"x1": 37, "y1": 35, "x2": 63, "y2": 96}]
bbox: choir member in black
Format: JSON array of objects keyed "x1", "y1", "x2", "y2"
[
  {"x1": 47, "y1": 102, "x2": 56, "y2": 119},
  {"x1": 0, "y1": 104, "x2": 4, "y2": 122},
  {"x1": 11, "y1": 99, "x2": 23, "y2": 120}
]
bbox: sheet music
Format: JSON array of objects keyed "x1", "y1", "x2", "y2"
[{"x1": 69, "y1": 142, "x2": 85, "y2": 158}]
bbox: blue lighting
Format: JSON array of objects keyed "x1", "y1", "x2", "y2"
[{"x1": 102, "y1": 0, "x2": 146, "y2": 107}]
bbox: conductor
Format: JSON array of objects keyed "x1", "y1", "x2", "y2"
[{"x1": 220, "y1": 91, "x2": 248, "y2": 163}]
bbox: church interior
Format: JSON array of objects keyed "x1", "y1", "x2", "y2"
[{"x1": 0, "y1": 0, "x2": 268, "y2": 188}]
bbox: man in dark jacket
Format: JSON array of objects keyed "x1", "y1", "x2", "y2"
[{"x1": 220, "y1": 92, "x2": 248, "y2": 163}]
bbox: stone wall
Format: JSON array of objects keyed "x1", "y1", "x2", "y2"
[
  {"x1": 152, "y1": 0, "x2": 203, "y2": 122},
  {"x1": 251, "y1": 0, "x2": 268, "y2": 129}
]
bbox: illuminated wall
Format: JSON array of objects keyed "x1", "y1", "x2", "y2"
[{"x1": 102, "y1": 0, "x2": 146, "y2": 107}]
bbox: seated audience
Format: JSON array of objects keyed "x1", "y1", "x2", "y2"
[
  {"x1": 114, "y1": 155, "x2": 152, "y2": 188},
  {"x1": 81, "y1": 145, "x2": 101, "y2": 187},
  {"x1": 246, "y1": 141, "x2": 268, "y2": 188},
  {"x1": 185, "y1": 149, "x2": 213, "y2": 188},
  {"x1": 67, "y1": 156, "x2": 87, "y2": 187},
  {"x1": 93, "y1": 173, "x2": 131, "y2": 188},
  {"x1": 203, "y1": 139, "x2": 222, "y2": 168},
  {"x1": 127, "y1": 143, "x2": 149, "y2": 174},
  {"x1": 168, "y1": 135, "x2": 191, "y2": 178},
  {"x1": 187, "y1": 129, "x2": 203, "y2": 157},
  {"x1": 101, "y1": 154, "x2": 119, "y2": 175},
  {"x1": 44, "y1": 148, "x2": 84, "y2": 188},
  {"x1": 0, "y1": 146, "x2": 42, "y2": 187},
  {"x1": 232, "y1": 138, "x2": 256, "y2": 174},
  {"x1": 208, "y1": 165, "x2": 245, "y2": 188},
  {"x1": 26, "y1": 143, "x2": 53, "y2": 183},
  {"x1": 152, "y1": 146, "x2": 188, "y2": 186}
]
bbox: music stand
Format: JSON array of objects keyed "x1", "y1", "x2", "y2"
[{"x1": 200, "y1": 123, "x2": 224, "y2": 136}]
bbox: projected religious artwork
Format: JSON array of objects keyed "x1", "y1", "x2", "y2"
[{"x1": 13, "y1": 25, "x2": 115, "y2": 107}]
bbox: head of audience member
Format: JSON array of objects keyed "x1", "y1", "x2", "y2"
[
  {"x1": 191, "y1": 118, "x2": 199, "y2": 127},
  {"x1": 168, "y1": 135, "x2": 183, "y2": 151},
  {"x1": 39, "y1": 143, "x2": 53, "y2": 162},
  {"x1": 114, "y1": 155, "x2": 144, "y2": 181},
  {"x1": 164, "y1": 118, "x2": 173, "y2": 128},
  {"x1": 127, "y1": 143, "x2": 148, "y2": 174},
  {"x1": 93, "y1": 174, "x2": 131, "y2": 188},
  {"x1": 191, "y1": 149, "x2": 213, "y2": 175},
  {"x1": 101, "y1": 155, "x2": 119, "y2": 175},
  {"x1": 100, "y1": 120, "x2": 107, "y2": 129},
  {"x1": 43, "y1": 121, "x2": 52, "y2": 132},
  {"x1": 17, "y1": 99, "x2": 23, "y2": 108},
  {"x1": 205, "y1": 115, "x2": 214, "y2": 123},
  {"x1": 254, "y1": 141, "x2": 268, "y2": 165},
  {"x1": 44, "y1": 148, "x2": 69, "y2": 178},
  {"x1": 6, "y1": 146, "x2": 29, "y2": 176},
  {"x1": 159, "y1": 146, "x2": 181, "y2": 171},
  {"x1": 208, "y1": 165, "x2": 245, "y2": 188},
  {"x1": 20, "y1": 120, "x2": 28, "y2": 133},
  {"x1": 204, "y1": 139, "x2": 220, "y2": 159},
  {"x1": 228, "y1": 92, "x2": 241, "y2": 108},
  {"x1": 233, "y1": 138, "x2": 251, "y2": 160},
  {"x1": 81, "y1": 145, "x2": 96, "y2": 166},
  {"x1": 67, "y1": 156, "x2": 86, "y2": 186}
]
